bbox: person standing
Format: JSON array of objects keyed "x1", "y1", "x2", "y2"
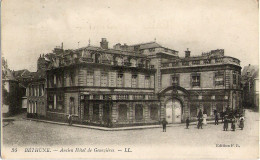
[
  {"x1": 223, "y1": 116, "x2": 228, "y2": 131},
  {"x1": 198, "y1": 109, "x2": 203, "y2": 119},
  {"x1": 231, "y1": 116, "x2": 236, "y2": 131},
  {"x1": 68, "y1": 114, "x2": 72, "y2": 126},
  {"x1": 197, "y1": 118, "x2": 203, "y2": 129},
  {"x1": 162, "y1": 118, "x2": 168, "y2": 132},
  {"x1": 239, "y1": 116, "x2": 245, "y2": 130},
  {"x1": 202, "y1": 111, "x2": 207, "y2": 125},
  {"x1": 186, "y1": 117, "x2": 190, "y2": 129},
  {"x1": 215, "y1": 112, "x2": 219, "y2": 125}
]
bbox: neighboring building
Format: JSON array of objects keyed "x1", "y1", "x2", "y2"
[
  {"x1": 41, "y1": 38, "x2": 242, "y2": 127},
  {"x1": 241, "y1": 64, "x2": 259, "y2": 109},
  {"x1": 13, "y1": 69, "x2": 32, "y2": 110},
  {"x1": 26, "y1": 55, "x2": 48, "y2": 118},
  {"x1": 2, "y1": 58, "x2": 20, "y2": 116}
]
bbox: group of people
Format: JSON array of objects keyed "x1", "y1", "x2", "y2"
[{"x1": 161, "y1": 108, "x2": 245, "y2": 132}]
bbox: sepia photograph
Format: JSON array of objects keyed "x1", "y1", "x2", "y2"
[{"x1": 1, "y1": 0, "x2": 259, "y2": 159}]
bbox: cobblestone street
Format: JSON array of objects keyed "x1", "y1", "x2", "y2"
[{"x1": 3, "y1": 109, "x2": 259, "y2": 159}]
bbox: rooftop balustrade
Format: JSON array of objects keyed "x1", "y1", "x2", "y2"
[{"x1": 161, "y1": 56, "x2": 240, "y2": 68}]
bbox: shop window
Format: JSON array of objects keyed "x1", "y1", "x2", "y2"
[
  {"x1": 135, "y1": 104, "x2": 143, "y2": 121},
  {"x1": 190, "y1": 105, "x2": 198, "y2": 117},
  {"x1": 93, "y1": 103, "x2": 99, "y2": 121},
  {"x1": 203, "y1": 103, "x2": 211, "y2": 116},
  {"x1": 216, "y1": 103, "x2": 223, "y2": 113},
  {"x1": 118, "y1": 104, "x2": 127, "y2": 121},
  {"x1": 84, "y1": 103, "x2": 89, "y2": 120},
  {"x1": 150, "y1": 105, "x2": 158, "y2": 120}
]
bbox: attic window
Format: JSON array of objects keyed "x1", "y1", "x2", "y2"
[{"x1": 149, "y1": 48, "x2": 155, "y2": 52}]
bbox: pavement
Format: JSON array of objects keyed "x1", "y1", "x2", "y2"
[
  {"x1": 25, "y1": 117, "x2": 218, "y2": 131},
  {"x1": 2, "y1": 109, "x2": 258, "y2": 159}
]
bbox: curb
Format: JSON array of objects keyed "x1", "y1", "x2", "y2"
[{"x1": 25, "y1": 118, "x2": 222, "y2": 131}]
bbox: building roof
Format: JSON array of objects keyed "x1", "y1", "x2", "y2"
[
  {"x1": 3, "y1": 68, "x2": 17, "y2": 81},
  {"x1": 129, "y1": 41, "x2": 162, "y2": 50},
  {"x1": 242, "y1": 65, "x2": 259, "y2": 79},
  {"x1": 13, "y1": 69, "x2": 31, "y2": 79},
  {"x1": 27, "y1": 70, "x2": 46, "y2": 81},
  {"x1": 75, "y1": 45, "x2": 147, "y2": 58}
]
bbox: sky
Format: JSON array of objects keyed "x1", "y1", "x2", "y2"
[{"x1": 2, "y1": 0, "x2": 259, "y2": 72}]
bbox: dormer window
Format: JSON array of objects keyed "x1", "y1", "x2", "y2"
[
  {"x1": 192, "y1": 60, "x2": 200, "y2": 65},
  {"x1": 149, "y1": 48, "x2": 155, "y2": 52}
]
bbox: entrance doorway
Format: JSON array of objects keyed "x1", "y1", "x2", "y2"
[{"x1": 165, "y1": 99, "x2": 182, "y2": 123}]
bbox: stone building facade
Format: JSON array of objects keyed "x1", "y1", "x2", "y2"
[
  {"x1": 33, "y1": 38, "x2": 242, "y2": 127},
  {"x1": 26, "y1": 55, "x2": 47, "y2": 118}
]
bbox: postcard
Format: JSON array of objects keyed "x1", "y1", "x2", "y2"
[{"x1": 1, "y1": 0, "x2": 259, "y2": 159}]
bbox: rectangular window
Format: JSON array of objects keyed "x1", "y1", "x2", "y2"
[
  {"x1": 101, "y1": 72, "x2": 108, "y2": 87},
  {"x1": 54, "y1": 74, "x2": 56, "y2": 85},
  {"x1": 57, "y1": 75, "x2": 62, "y2": 87},
  {"x1": 48, "y1": 94, "x2": 54, "y2": 110},
  {"x1": 131, "y1": 75, "x2": 138, "y2": 88},
  {"x1": 54, "y1": 94, "x2": 56, "y2": 109},
  {"x1": 215, "y1": 71, "x2": 224, "y2": 86},
  {"x1": 57, "y1": 93, "x2": 63, "y2": 110},
  {"x1": 182, "y1": 61, "x2": 189, "y2": 66},
  {"x1": 39, "y1": 85, "x2": 42, "y2": 96},
  {"x1": 191, "y1": 74, "x2": 200, "y2": 87},
  {"x1": 69, "y1": 72, "x2": 75, "y2": 86},
  {"x1": 203, "y1": 59, "x2": 211, "y2": 64},
  {"x1": 87, "y1": 70, "x2": 94, "y2": 86},
  {"x1": 233, "y1": 72, "x2": 237, "y2": 85},
  {"x1": 117, "y1": 73, "x2": 124, "y2": 87},
  {"x1": 49, "y1": 75, "x2": 54, "y2": 87},
  {"x1": 41, "y1": 84, "x2": 44, "y2": 96},
  {"x1": 34, "y1": 86, "x2": 37, "y2": 96},
  {"x1": 144, "y1": 76, "x2": 150, "y2": 88},
  {"x1": 171, "y1": 75, "x2": 179, "y2": 86}
]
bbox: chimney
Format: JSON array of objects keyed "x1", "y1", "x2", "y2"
[
  {"x1": 100, "y1": 38, "x2": 108, "y2": 49},
  {"x1": 61, "y1": 42, "x2": 63, "y2": 49},
  {"x1": 185, "y1": 48, "x2": 191, "y2": 58}
]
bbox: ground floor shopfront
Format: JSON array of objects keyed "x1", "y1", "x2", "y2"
[{"x1": 43, "y1": 86, "x2": 243, "y2": 127}]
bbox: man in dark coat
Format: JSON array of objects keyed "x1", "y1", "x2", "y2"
[
  {"x1": 186, "y1": 117, "x2": 190, "y2": 129},
  {"x1": 198, "y1": 109, "x2": 203, "y2": 119},
  {"x1": 223, "y1": 116, "x2": 228, "y2": 131},
  {"x1": 162, "y1": 118, "x2": 168, "y2": 132},
  {"x1": 215, "y1": 112, "x2": 219, "y2": 125},
  {"x1": 197, "y1": 118, "x2": 203, "y2": 129}
]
